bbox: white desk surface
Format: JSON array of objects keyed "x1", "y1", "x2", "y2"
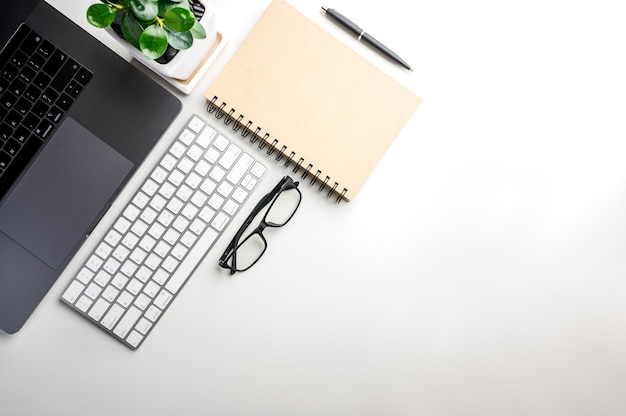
[{"x1": 3, "y1": 0, "x2": 626, "y2": 415}]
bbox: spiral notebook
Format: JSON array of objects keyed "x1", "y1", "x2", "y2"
[{"x1": 204, "y1": 0, "x2": 421, "y2": 201}]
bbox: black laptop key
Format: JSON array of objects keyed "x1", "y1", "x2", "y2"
[
  {"x1": 43, "y1": 50, "x2": 67, "y2": 77},
  {"x1": 35, "y1": 119, "x2": 54, "y2": 139},
  {"x1": 3, "y1": 139, "x2": 21, "y2": 157},
  {"x1": 1, "y1": 64, "x2": 19, "y2": 81},
  {"x1": 41, "y1": 87, "x2": 58, "y2": 105},
  {"x1": 0, "y1": 123, "x2": 11, "y2": 141},
  {"x1": 56, "y1": 94, "x2": 73, "y2": 112},
  {"x1": 0, "y1": 152, "x2": 9, "y2": 171},
  {"x1": 10, "y1": 79, "x2": 27, "y2": 96},
  {"x1": 11, "y1": 51, "x2": 28, "y2": 68},
  {"x1": 28, "y1": 54, "x2": 45, "y2": 71},
  {"x1": 46, "y1": 106, "x2": 64, "y2": 124},
  {"x1": 2, "y1": 93, "x2": 18, "y2": 110},
  {"x1": 51, "y1": 59, "x2": 79, "y2": 92},
  {"x1": 6, "y1": 111, "x2": 22, "y2": 129},
  {"x1": 15, "y1": 98, "x2": 31, "y2": 116},
  {"x1": 75, "y1": 67, "x2": 93, "y2": 85},
  {"x1": 25, "y1": 85, "x2": 41, "y2": 102},
  {"x1": 31, "y1": 102, "x2": 47, "y2": 119},
  {"x1": 14, "y1": 126, "x2": 30, "y2": 144},
  {"x1": 20, "y1": 28, "x2": 43, "y2": 56},
  {"x1": 19, "y1": 66, "x2": 36, "y2": 84},
  {"x1": 33, "y1": 72, "x2": 50, "y2": 89},
  {"x1": 37, "y1": 39, "x2": 54, "y2": 58}
]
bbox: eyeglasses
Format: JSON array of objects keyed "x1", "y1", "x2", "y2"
[{"x1": 219, "y1": 176, "x2": 302, "y2": 274}]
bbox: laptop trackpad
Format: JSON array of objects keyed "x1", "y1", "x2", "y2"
[{"x1": 0, "y1": 117, "x2": 133, "y2": 270}]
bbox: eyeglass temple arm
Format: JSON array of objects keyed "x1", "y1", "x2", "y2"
[{"x1": 218, "y1": 179, "x2": 286, "y2": 266}]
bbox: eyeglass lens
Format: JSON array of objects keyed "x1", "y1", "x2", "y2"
[
  {"x1": 225, "y1": 186, "x2": 301, "y2": 271},
  {"x1": 265, "y1": 186, "x2": 301, "y2": 226}
]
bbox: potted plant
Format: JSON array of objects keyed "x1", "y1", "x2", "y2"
[{"x1": 86, "y1": 0, "x2": 217, "y2": 80}]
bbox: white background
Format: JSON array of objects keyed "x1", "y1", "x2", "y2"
[{"x1": 2, "y1": 0, "x2": 626, "y2": 415}]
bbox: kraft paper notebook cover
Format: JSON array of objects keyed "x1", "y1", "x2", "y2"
[{"x1": 204, "y1": 0, "x2": 421, "y2": 201}]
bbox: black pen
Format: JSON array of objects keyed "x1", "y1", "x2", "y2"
[{"x1": 321, "y1": 6, "x2": 412, "y2": 71}]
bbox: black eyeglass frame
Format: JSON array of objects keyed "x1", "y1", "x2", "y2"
[{"x1": 218, "y1": 176, "x2": 302, "y2": 274}]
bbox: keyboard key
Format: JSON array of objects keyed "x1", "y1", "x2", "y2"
[
  {"x1": 3, "y1": 139, "x2": 21, "y2": 156},
  {"x1": 2, "y1": 92, "x2": 17, "y2": 110},
  {"x1": 13, "y1": 126, "x2": 30, "y2": 143},
  {"x1": 35, "y1": 119, "x2": 54, "y2": 139},
  {"x1": 43, "y1": 49, "x2": 68, "y2": 76},
  {"x1": 0, "y1": 123, "x2": 12, "y2": 141},
  {"x1": 62, "y1": 281, "x2": 84, "y2": 304},
  {"x1": 31, "y1": 101, "x2": 48, "y2": 118},
  {"x1": 126, "y1": 331, "x2": 143, "y2": 348},
  {"x1": 18, "y1": 66, "x2": 36, "y2": 84},
  {"x1": 0, "y1": 152, "x2": 10, "y2": 171},
  {"x1": 113, "y1": 306, "x2": 142, "y2": 339},
  {"x1": 46, "y1": 106, "x2": 64, "y2": 124},
  {"x1": 20, "y1": 28, "x2": 42, "y2": 55},
  {"x1": 1, "y1": 64, "x2": 19, "y2": 81},
  {"x1": 75, "y1": 67, "x2": 93, "y2": 85},
  {"x1": 51, "y1": 59, "x2": 79, "y2": 91},
  {"x1": 11, "y1": 50, "x2": 28, "y2": 68},
  {"x1": 56, "y1": 93, "x2": 73, "y2": 111},
  {"x1": 227, "y1": 153, "x2": 254, "y2": 184},
  {"x1": 10, "y1": 79, "x2": 26, "y2": 96},
  {"x1": 100, "y1": 303, "x2": 123, "y2": 330},
  {"x1": 37, "y1": 39, "x2": 54, "y2": 58},
  {"x1": 15, "y1": 98, "x2": 31, "y2": 116},
  {"x1": 27, "y1": 54, "x2": 45, "y2": 71},
  {"x1": 41, "y1": 87, "x2": 58, "y2": 105},
  {"x1": 33, "y1": 72, "x2": 50, "y2": 89},
  {"x1": 89, "y1": 298, "x2": 111, "y2": 322}
]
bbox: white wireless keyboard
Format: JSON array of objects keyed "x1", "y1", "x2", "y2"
[{"x1": 61, "y1": 114, "x2": 266, "y2": 349}]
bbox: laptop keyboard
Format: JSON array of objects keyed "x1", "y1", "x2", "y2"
[
  {"x1": 0, "y1": 24, "x2": 93, "y2": 199},
  {"x1": 61, "y1": 115, "x2": 267, "y2": 349}
]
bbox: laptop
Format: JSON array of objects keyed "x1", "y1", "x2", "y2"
[{"x1": 0, "y1": 0, "x2": 181, "y2": 334}]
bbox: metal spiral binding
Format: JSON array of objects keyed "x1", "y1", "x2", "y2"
[
  {"x1": 293, "y1": 158, "x2": 304, "y2": 173},
  {"x1": 206, "y1": 97, "x2": 348, "y2": 203},
  {"x1": 311, "y1": 170, "x2": 321, "y2": 185},
  {"x1": 284, "y1": 152, "x2": 296, "y2": 168},
  {"x1": 275, "y1": 145, "x2": 288, "y2": 161}
]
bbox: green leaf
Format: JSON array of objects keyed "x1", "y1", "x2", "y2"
[
  {"x1": 86, "y1": 4, "x2": 116, "y2": 28},
  {"x1": 190, "y1": 19, "x2": 206, "y2": 39},
  {"x1": 139, "y1": 24, "x2": 168, "y2": 59},
  {"x1": 130, "y1": 0, "x2": 159, "y2": 22},
  {"x1": 158, "y1": 0, "x2": 189, "y2": 16},
  {"x1": 163, "y1": 7, "x2": 196, "y2": 32},
  {"x1": 166, "y1": 28, "x2": 193, "y2": 50},
  {"x1": 121, "y1": 13, "x2": 144, "y2": 49}
]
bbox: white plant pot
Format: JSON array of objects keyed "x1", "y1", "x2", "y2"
[{"x1": 107, "y1": 2, "x2": 218, "y2": 81}]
